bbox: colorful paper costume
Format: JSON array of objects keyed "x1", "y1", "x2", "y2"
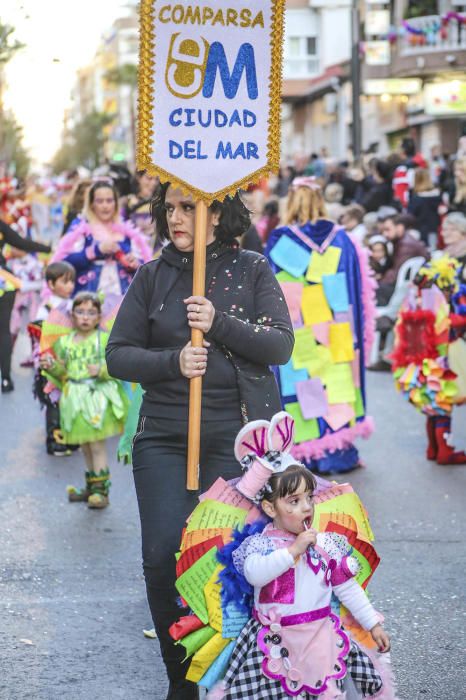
[
  {"x1": 169, "y1": 412, "x2": 398, "y2": 699},
  {"x1": 391, "y1": 256, "x2": 466, "y2": 463},
  {"x1": 264, "y1": 221, "x2": 376, "y2": 474}
]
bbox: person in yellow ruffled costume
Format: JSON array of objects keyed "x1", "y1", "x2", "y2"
[{"x1": 391, "y1": 216, "x2": 466, "y2": 464}]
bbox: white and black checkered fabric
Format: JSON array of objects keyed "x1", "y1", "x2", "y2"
[
  {"x1": 346, "y1": 642, "x2": 383, "y2": 696},
  {"x1": 222, "y1": 619, "x2": 383, "y2": 699}
]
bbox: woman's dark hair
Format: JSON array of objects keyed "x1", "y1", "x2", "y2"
[
  {"x1": 262, "y1": 465, "x2": 317, "y2": 505},
  {"x1": 373, "y1": 159, "x2": 392, "y2": 183},
  {"x1": 264, "y1": 200, "x2": 279, "y2": 217},
  {"x1": 394, "y1": 213, "x2": 417, "y2": 231},
  {"x1": 88, "y1": 180, "x2": 119, "y2": 209},
  {"x1": 45, "y1": 261, "x2": 76, "y2": 283},
  {"x1": 150, "y1": 183, "x2": 251, "y2": 243},
  {"x1": 69, "y1": 179, "x2": 92, "y2": 213},
  {"x1": 401, "y1": 137, "x2": 416, "y2": 158},
  {"x1": 72, "y1": 291, "x2": 102, "y2": 313}
]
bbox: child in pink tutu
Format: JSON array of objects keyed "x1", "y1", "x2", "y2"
[{"x1": 214, "y1": 413, "x2": 392, "y2": 700}]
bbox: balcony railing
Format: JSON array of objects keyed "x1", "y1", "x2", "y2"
[
  {"x1": 400, "y1": 14, "x2": 466, "y2": 55},
  {"x1": 283, "y1": 56, "x2": 320, "y2": 79}
]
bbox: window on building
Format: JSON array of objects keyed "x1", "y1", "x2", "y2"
[
  {"x1": 284, "y1": 35, "x2": 318, "y2": 78},
  {"x1": 404, "y1": 1, "x2": 438, "y2": 19}
]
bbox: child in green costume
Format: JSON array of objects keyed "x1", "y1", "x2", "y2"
[{"x1": 40, "y1": 292, "x2": 128, "y2": 508}]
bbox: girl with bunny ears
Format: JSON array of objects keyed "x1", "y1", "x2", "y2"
[
  {"x1": 214, "y1": 413, "x2": 390, "y2": 699},
  {"x1": 170, "y1": 412, "x2": 398, "y2": 700}
]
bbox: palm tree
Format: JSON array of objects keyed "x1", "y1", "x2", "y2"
[
  {"x1": 104, "y1": 64, "x2": 138, "y2": 164},
  {"x1": 0, "y1": 22, "x2": 27, "y2": 175},
  {"x1": 0, "y1": 21, "x2": 24, "y2": 65}
]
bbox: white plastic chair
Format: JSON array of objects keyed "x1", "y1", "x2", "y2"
[{"x1": 369, "y1": 256, "x2": 426, "y2": 366}]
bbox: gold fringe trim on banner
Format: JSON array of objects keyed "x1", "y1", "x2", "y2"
[{"x1": 137, "y1": 0, "x2": 286, "y2": 205}]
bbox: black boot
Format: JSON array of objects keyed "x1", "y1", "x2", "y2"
[
  {"x1": 1, "y1": 378, "x2": 14, "y2": 393},
  {"x1": 166, "y1": 680, "x2": 199, "y2": 700}
]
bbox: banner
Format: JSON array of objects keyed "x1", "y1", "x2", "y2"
[
  {"x1": 365, "y1": 10, "x2": 390, "y2": 37},
  {"x1": 363, "y1": 79, "x2": 422, "y2": 96},
  {"x1": 138, "y1": 0, "x2": 285, "y2": 203},
  {"x1": 364, "y1": 40, "x2": 390, "y2": 66},
  {"x1": 424, "y1": 81, "x2": 466, "y2": 116}
]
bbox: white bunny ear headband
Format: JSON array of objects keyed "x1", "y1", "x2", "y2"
[{"x1": 234, "y1": 411, "x2": 301, "y2": 503}]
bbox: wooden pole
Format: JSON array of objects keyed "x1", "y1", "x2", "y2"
[{"x1": 186, "y1": 199, "x2": 208, "y2": 490}]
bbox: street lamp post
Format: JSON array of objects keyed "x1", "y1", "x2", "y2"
[{"x1": 351, "y1": 0, "x2": 362, "y2": 161}]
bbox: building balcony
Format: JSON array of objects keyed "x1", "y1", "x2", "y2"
[
  {"x1": 399, "y1": 14, "x2": 466, "y2": 56},
  {"x1": 363, "y1": 13, "x2": 466, "y2": 82},
  {"x1": 283, "y1": 56, "x2": 320, "y2": 80}
]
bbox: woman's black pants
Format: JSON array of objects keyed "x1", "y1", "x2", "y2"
[
  {"x1": 0, "y1": 291, "x2": 16, "y2": 380},
  {"x1": 132, "y1": 415, "x2": 242, "y2": 698}
]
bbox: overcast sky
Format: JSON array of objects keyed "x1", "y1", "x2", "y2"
[{"x1": 2, "y1": 0, "x2": 136, "y2": 165}]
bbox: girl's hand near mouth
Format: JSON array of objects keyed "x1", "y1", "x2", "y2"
[{"x1": 288, "y1": 529, "x2": 318, "y2": 559}]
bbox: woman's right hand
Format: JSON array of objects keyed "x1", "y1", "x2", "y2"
[
  {"x1": 179, "y1": 340, "x2": 210, "y2": 378},
  {"x1": 99, "y1": 240, "x2": 120, "y2": 255}
]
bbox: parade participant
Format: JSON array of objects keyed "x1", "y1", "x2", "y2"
[
  {"x1": 123, "y1": 170, "x2": 162, "y2": 254},
  {"x1": 50, "y1": 179, "x2": 152, "y2": 296},
  {"x1": 35, "y1": 261, "x2": 76, "y2": 321},
  {"x1": 30, "y1": 261, "x2": 77, "y2": 455},
  {"x1": 391, "y1": 245, "x2": 466, "y2": 465},
  {"x1": 168, "y1": 413, "x2": 398, "y2": 700},
  {"x1": 217, "y1": 471, "x2": 390, "y2": 699},
  {"x1": 265, "y1": 177, "x2": 376, "y2": 474},
  {"x1": 8, "y1": 246, "x2": 44, "y2": 359},
  {"x1": 106, "y1": 184, "x2": 294, "y2": 700},
  {"x1": 40, "y1": 292, "x2": 128, "y2": 507},
  {"x1": 0, "y1": 217, "x2": 51, "y2": 393}
]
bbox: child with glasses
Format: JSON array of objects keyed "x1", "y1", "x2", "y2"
[{"x1": 39, "y1": 292, "x2": 128, "y2": 508}]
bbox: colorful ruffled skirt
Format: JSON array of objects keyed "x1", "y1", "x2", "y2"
[{"x1": 60, "y1": 378, "x2": 128, "y2": 444}]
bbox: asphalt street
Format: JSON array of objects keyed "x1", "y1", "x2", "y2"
[{"x1": 0, "y1": 337, "x2": 465, "y2": 700}]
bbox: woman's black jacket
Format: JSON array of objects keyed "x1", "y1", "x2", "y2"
[{"x1": 106, "y1": 240, "x2": 294, "y2": 422}]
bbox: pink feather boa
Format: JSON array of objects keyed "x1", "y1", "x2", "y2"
[
  {"x1": 42, "y1": 219, "x2": 153, "y2": 300},
  {"x1": 351, "y1": 238, "x2": 377, "y2": 365},
  {"x1": 291, "y1": 417, "x2": 375, "y2": 461},
  {"x1": 50, "y1": 218, "x2": 153, "y2": 264}
]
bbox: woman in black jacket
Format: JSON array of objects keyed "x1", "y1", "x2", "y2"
[
  {"x1": 0, "y1": 219, "x2": 51, "y2": 393},
  {"x1": 106, "y1": 185, "x2": 293, "y2": 700}
]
